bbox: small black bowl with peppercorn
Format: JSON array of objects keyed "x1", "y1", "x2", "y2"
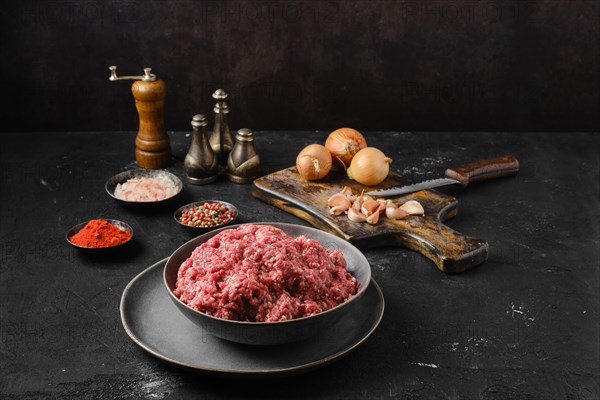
[{"x1": 174, "y1": 200, "x2": 238, "y2": 235}]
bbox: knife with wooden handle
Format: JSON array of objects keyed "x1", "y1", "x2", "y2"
[{"x1": 366, "y1": 155, "x2": 519, "y2": 197}]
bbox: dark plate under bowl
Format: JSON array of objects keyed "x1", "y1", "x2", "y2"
[
  {"x1": 173, "y1": 200, "x2": 238, "y2": 234},
  {"x1": 121, "y1": 258, "x2": 384, "y2": 376},
  {"x1": 164, "y1": 222, "x2": 372, "y2": 345},
  {"x1": 105, "y1": 169, "x2": 183, "y2": 205},
  {"x1": 66, "y1": 219, "x2": 133, "y2": 250}
]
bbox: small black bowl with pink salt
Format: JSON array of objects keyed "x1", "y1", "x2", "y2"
[
  {"x1": 173, "y1": 200, "x2": 238, "y2": 234},
  {"x1": 105, "y1": 169, "x2": 183, "y2": 206},
  {"x1": 164, "y1": 222, "x2": 371, "y2": 345}
]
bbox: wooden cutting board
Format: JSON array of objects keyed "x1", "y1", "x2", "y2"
[{"x1": 252, "y1": 167, "x2": 488, "y2": 273}]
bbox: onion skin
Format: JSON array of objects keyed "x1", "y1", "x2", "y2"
[
  {"x1": 325, "y1": 128, "x2": 367, "y2": 169},
  {"x1": 296, "y1": 144, "x2": 332, "y2": 181},
  {"x1": 346, "y1": 147, "x2": 392, "y2": 186}
]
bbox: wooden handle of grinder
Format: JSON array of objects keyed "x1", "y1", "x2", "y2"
[{"x1": 444, "y1": 155, "x2": 519, "y2": 187}]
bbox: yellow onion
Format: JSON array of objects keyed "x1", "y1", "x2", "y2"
[
  {"x1": 346, "y1": 147, "x2": 392, "y2": 186},
  {"x1": 296, "y1": 144, "x2": 332, "y2": 181},
  {"x1": 325, "y1": 128, "x2": 367, "y2": 168}
]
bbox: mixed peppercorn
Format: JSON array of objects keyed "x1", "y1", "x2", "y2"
[{"x1": 178, "y1": 202, "x2": 236, "y2": 228}]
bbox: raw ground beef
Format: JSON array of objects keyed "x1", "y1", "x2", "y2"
[{"x1": 174, "y1": 224, "x2": 359, "y2": 322}]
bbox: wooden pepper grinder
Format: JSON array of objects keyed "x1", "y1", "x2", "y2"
[{"x1": 109, "y1": 66, "x2": 172, "y2": 169}]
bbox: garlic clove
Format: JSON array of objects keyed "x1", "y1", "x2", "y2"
[
  {"x1": 366, "y1": 211, "x2": 380, "y2": 224},
  {"x1": 339, "y1": 186, "x2": 353, "y2": 196},
  {"x1": 386, "y1": 206, "x2": 409, "y2": 220},
  {"x1": 348, "y1": 207, "x2": 367, "y2": 222},
  {"x1": 353, "y1": 192, "x2": 364, "y2": 211},
  {"x1": 328, "y1": 193, "x2": 351, "y2": 209},
  {"x1": 329, "y1": 205, "x2": 347, "y2": 216},
  {"x1": 361, "y1": 199, "x2": 380, "y2": 216},
  {"x1": 399, "y1": 200, "x2": 425, "y2": 215},
  {"x1": 386, "y1": 199, "x2": 397, "y2": 208},
  {"x1": 362, "y1": 195, "x2": 374, "y2": 203}
]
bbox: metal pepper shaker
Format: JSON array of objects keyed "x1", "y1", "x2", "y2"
[
  {"x1": 184, "y1": 114, "x2": 218, "y2": 184},
  {"x1": 227, "y1": 128, "x2": 260, "y2": 183},
  {"x1": 208, "y1": 89, "x2": 234, "y2": 167}
]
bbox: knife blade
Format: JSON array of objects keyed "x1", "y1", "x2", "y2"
[{"x1": 366, "y1": 155, "x2": 519, "y2": 197}]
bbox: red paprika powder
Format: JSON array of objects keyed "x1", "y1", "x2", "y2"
[{"x1": 70, "y1": 219, "x2": 131, "y2": 248}]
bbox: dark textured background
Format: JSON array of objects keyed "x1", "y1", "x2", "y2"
[{"x1": 1, "y1": 0, "x2": 599, "y2": 132}]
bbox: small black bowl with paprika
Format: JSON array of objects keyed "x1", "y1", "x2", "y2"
[
  {"x1": 66, "y1": 219, "x2": 133, "y2": 251},
  {"x1": 174, "y1": 200, "x2": 238, "y2": 235}
]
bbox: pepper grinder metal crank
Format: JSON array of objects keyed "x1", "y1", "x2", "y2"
[
  {"x1": 184, "y1": 114, "x2": 218, "y2": 184},
  {"x1": 108, "y1": 66, "x2": 172, "y2": 169}
]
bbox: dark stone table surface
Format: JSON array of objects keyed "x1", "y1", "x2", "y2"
[{"x1": 1, "y1": 131, "x2": 598, "y2": 399}]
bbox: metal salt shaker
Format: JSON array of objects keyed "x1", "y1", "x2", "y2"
[
  {"x1": 184, "y1": 114, "x2": 218, "y2": 184},
  {"x1": 227, "y1": 128, "x2": 260, "y2": 183},
  {"x1": 208, "y1": 89, "x2": 234, "y2": 167}
]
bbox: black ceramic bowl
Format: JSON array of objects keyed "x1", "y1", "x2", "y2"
[
  {"x1": 66, "y1": 219, "x2": 133, "y2": 250},
  {"x1": 105, "y1": 169, "x2": 183, "y2": 205},
  {"x1": 173, "y1": 200, "x2": 238, "y2": 234},
  {"x1": 164, "y1": 223, "x2": 371, "y2": 345}
]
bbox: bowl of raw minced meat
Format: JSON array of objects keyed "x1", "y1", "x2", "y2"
[{"x1": 164, "y1": 223, "x2": 371, "y2": 345}]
